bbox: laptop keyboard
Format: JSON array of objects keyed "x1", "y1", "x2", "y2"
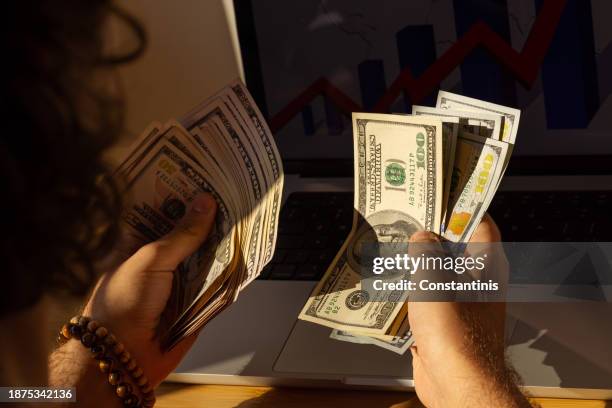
[
  {"x1": 259, "y1": 192, "x2": 353, "y2": 281},
  {"x1": 488, "y1": 191, "x2": 612, "y2": 242},
  {"x1": 259, "y1": 190, "x2": 612, "y2": 281}
]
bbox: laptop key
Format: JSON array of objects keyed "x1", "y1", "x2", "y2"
[
  {"x1": 282, "y1": 207, "x2": 305, "y2": 221},
  {"x1": 279, "y1": 220, "x2": 306, "y2": 234},
  {"x1": 309, "y1": 250, "x2": 335, "y2": 264},
  {"x1": 295, "y1": 264, "x2": 324, "y2": 280},
  {"x1": 563, "y1": 221, "x2": 592, "y2": 239},
  {"x1": 285, "y1": 249, "x2": 311, "y2": 264},
  {"x1": 259, "y1": 264, "x2": 273, "y2": 279},
  {"x1": 592, "y1": 221, "x2": 612, "y2": 241},
  {"x1": 277, "y1": 235, "x2": 304, "y2": 249},
  {"x1": 269, "y1": 264, "x2": 297, "y2": 280},
  {"x1": 310, "y1": 208, "x2": 334, "y2": 221},
  {"x1": 270, "y1": 249, "x2": 287, "y2": 264},
  {"x1": 336, "y1": 223, "x2": 350, "y2": 234},
  {"x1": 312, "y1": 221, "x2": 329, "y2": 234},
  {"x1": 304, "y1": 235, "x2": 329, "y2": 249}
]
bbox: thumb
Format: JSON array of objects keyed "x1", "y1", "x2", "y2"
[
  {"x1": 408, "y1": 230, "x2": 451, "y2": 302},
  {"x1": 146, "y1": 193, "x2": 217, "y2": 270},
  {"x1": 408, "y1": 230, "x2": 443, "y2": 257}
]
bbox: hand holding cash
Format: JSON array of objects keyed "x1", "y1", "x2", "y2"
[
  {"x1": 114, "y1": 81, "x2": 283, "y2": 350},
  {"x1": 298, "y1": 91, "x2": 520, "y2": 354}
]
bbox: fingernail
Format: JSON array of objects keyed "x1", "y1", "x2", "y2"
[
  {"x1": 192, "y1": 193, "x2": 215, "y2": 213},
  {"x1": 410, "y1": 230, "x2": 439, "y2": 242}
]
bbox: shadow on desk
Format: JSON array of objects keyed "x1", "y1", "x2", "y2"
[
  {"x1": 156, "y1": 383, "x2": 424, "y2": 408},
  {"x1": 156, "y1": 383, "x2": 612, "y2": 408},
  {"x1": 232, "y1": 388, "x2": 423, "y2": 408}
]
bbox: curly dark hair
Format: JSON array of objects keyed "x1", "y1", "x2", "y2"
[{"x1": 0, "y1": 1, "x2": 145, "y2": 315}]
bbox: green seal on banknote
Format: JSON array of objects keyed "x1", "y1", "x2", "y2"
[
  {"x1": 345, "y1": 290, "x2": 370, "y2": 310},
  {"x1": 385, "y1": 163, "x2": 406, "y2": 186}
]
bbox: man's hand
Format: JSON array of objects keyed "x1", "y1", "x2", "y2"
[
  {"x1": 85, "y1": 193, "x2": 216, "y2": 386},
  {"x1": 50, "y1": 193, "x2": 217, "y2": 400},
  {"x1": 407, "y1": 215, "x2": 530, "y2": 408}
]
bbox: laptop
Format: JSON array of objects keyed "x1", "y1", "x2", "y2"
[{"x1": 169, "y1": 0, "x2": 612, "y2": 399}]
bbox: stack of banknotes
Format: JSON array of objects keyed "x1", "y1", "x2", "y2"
[
  {"x1": 115, "y1": 81, "x2": 283, "y2": 350},
  {"x1": 298, "y1": 91, "x2": 521, "y2": 355}
]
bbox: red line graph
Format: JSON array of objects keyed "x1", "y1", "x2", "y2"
[{"x1": 269, "y1": 0, "x2": 567, "y2": 133}]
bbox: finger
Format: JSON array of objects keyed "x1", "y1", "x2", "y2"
[
  {"x1": 409, "y1": 230, "x2": 441, "y2": 243},
  {"x1": 469, "y1": 213, "x2": 501, "y2": 243},
  {"x1": 465, "y1": 213, "x2": 506, "y2": 281},
  {"x1": 141, "y1": 193, "x2": 217, "y2": 270},
  {"x1": 465, "y1": 214, "x2": 509, "y2": 303},
  {"x1": 408, "y1": 230, "x2": 443, "y2": 255}
]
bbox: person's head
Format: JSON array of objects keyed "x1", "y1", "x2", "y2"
[{"x1": 0, "y1": 1, "x2": 145, "y2": 314}]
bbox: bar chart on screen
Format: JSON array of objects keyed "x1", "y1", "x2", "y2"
[{"x1": 249, "y1": 0, "x2": 612, "y2": 158}]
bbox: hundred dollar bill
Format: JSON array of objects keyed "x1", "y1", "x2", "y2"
[
  {"x1": 298, "y1": 113, "x2": 443, "y2": 334},
  {"x1": 437, "y1": 90, "x2": 521, "y2": 144},
  {"x1": 411, "y1": 105, "x2": 459, "y2": 229},
  {"x1": 443, "y1": 132, "x2": 509, "y2": 242},
  {"x1": 122, "y1": 141, "x2": 236, "y2": 316},
  {"x1": 415, "y1": 105, "x2": 502, "y2": 141},
  {"x1": 330, "y1": 329, "x2": 414, "y2": 355},
  {"x1": 183, "y1": 92, "x2": 281, "y2": 281},
  {"x1": 226, "y1": 81, "x2": 284, "y2": 280},
  {"x1": 115, "y1": 122, "x2": 164, "y2": 178}
]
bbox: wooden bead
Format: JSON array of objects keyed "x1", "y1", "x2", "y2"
[
  {"x1": 90, "y1": 344, "x2": 106, "y2": 360},
  {"x1": 87, "y1": 320, "x2": 100, "y2": 333},
  {"x1": 115, "y1": 383, "x2": 130, "y2": 398},
  {"x1": 77, "y1": 316, "x2": 90, "y2": 329},
  {"x1": 143, "y1": 395, "x2": 155, "y2": 407},
  {"x1": 112, "y1": 342, "x2": 125, "y2": 355},
  {"x1": 99, "y1": 359, "x2": 113, "y2": 373},
  {"x1": 125, "y1": 359, "x2": 136, "y2": 371},
  {"x1": 108, "y1": 370, "x2": 122, "y2": 385},
  {"x1": 81, "y1": 332, "x2": 96, "y2": 347},
  {"x1": 122, "y1": 394, "x2": 139, "y2": 407},
  {"x1": 131, "y1": 367, "x2": 143, "y2": 379},
  {"x1": 104, "y1": 334, "x2": 117, "y2": 347},
  {"x1": 60, "y1": 324, "x2": 71, "y2": 339},
  {"x1": 69, "y1": 324, "x2": 82, "y2": 338},
  {"x1": 95, "y1": 326, "x2": 108, "y2": 339},
  {"x1": 61, "y1": 316, "x2": 153, "y2": 406},
  {"x1": 119, "y1": 351, "x2": 130, "y2": 364}
]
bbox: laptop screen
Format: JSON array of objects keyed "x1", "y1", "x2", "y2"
[{"x1": 237, "y1": 0, "x2": 612, "y2": 160}]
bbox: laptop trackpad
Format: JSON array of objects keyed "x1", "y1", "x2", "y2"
[
  {"x1": 274, "y1": 320, "x2": 413, "y2": 377},
  {"x1": 274, "y1": 312, "x2": 519, "y2": 377}
]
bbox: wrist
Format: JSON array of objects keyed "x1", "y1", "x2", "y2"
[
  {"x1": 49, "y1": 340, "x2": 121, "y2": 407},
  {"x1": 50, "y1": 316, "x2": 155, "y2": 407},
  {"x1": 432, "y1": 348, "x2": 529, "y2": 408}
]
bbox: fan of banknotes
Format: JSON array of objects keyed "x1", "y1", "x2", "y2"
[
  {"x1": 298, "y1": 91, "x2": 521, "y2": 355},
  {"x1": 114, "y1": 80, "x2": 283, "y2": 350}
]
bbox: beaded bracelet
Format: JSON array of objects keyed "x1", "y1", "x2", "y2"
[{"x1": 58, "y1": 316, "x2": 155, "y2": 408}]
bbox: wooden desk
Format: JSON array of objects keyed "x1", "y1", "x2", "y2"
[
  {"x1": 48, "y1": 294, "x2": 610, "y2": 408},
  {"x1": 156, "y1": 383, "x2": 609, "y2": 408}
]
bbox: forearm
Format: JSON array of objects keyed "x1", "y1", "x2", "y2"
[
  {"x1": 459, "y1": 363, "x2": 532, "y2": 408},
  {"x1": 432, "y1": 347, "x2": 532, "y2": 408},
  {"x1": 48, "y1": 340, "x2": 121, "y2": 408}
]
